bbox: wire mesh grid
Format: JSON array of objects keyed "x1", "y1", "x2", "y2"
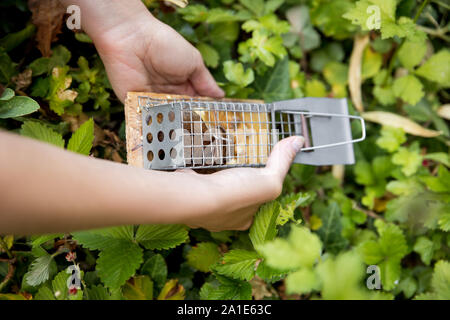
[{"x1": 138, "y1": 96, "x2": 299, "y2": 169}]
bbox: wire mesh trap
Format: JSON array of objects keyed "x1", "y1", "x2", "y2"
[{"x1": 137, "y1": 96, "x2": 366, "y2": 170}]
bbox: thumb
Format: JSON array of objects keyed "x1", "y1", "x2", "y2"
[
  {"x1": 265, "y1": 136, "x2": 304, "y2": 180},
  {"x1": 189, "y1": 57, "x2": 225, "y2": 98}
]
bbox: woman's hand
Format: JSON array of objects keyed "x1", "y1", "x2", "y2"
[
  {"x1": 69, "y1": 0, "x2": 224, "y2": 103},
  {"x1": 174, "y1": 136, "x2": 304, "y2": 232}
]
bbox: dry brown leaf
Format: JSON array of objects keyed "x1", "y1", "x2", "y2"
[
  {"x1": 251, "y1": 276, "x2": 276, "y2": 300},
  {"x1": 348, "y1": 34, "x2": 369, "y2": 112},
  {"x1": 12, "y1": 69, "x2": 32, "y2": 92},
  {"x1": 164, "y1": 0, "x2": 188, "y2": 8},
  {"x1": 28, "y1": 0, "x2": 65, "y2": 57},
  {"x1": 362, "y1": 111, "x2": 442, "y2": 137},
  {"x1": 437, "y1": 104, "x2": 450, "y2": 120}
]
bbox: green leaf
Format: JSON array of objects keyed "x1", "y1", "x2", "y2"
[
  {"x1": 398, "y1": 40, "x2": 427, "y2": 70},
  {"x1": 200, "y1": 276, "x2": 252, "y2": 300},
  {"x1": 253, "y1": 56, "x2": 291, "y2": 102},
  {"x1": 392, "y1": 74, "x2": 424, "y2": 106},
  {"x1": 223, "y1": 60, "x2": 254, "y2": 87},
  {"x1": 187, "y1": 242, "x2": 221, "y2": 273},
  {"x1": 359, "y1": 220, "x2": 408, "y2": 290},
  {"x1": 122, "y1": 275, "x2": 153, "y2": 300},
  {"x1": 249, "y1": 201, "x2": 280, "y2": 249},
  {"x1": 20, "y1": 121, "x2": 65, "y2": 148},
  {"x1": 376, "y1": 126, "x2": 406, "y2": 153},
  {"x1": 0, "y1": 96, "x2": 40, "y2": 119},
  {"x1": 258, "y1": 226, "x2": 322, "y2": 271},
  {"x1": 311, "y1": 0, "x2": 356, "y2": 39},
  {"x1": 26, "y1": 254, "x2": 57, "y2": 287},
  {"x1": 362, "y1": 47, "x2": 382, "y2": 79},
  {"x1": 0, "y1": 49, "x2": 17, "y2": 84},
  {"x1": 415, "y1": 50, "x2": 450, "y2": 87},
  {"x1": 135, "y1": 224, "x2": 188, "y2": 250},
  {"x1": 0, "y1": 88, "x2": 14, "y2": 101},
  {"x1": 285, "y1": 268, "x2": 320, "y2": 295},
  {"x1": 316, "y1": 251, "x2": 369, "y2": 299},
  {"x1": 67, "y1": 118, "x2": 94, "y2": 155},
  {"x1": 214, "y1": 249, "x2": 260, "y2": 281},
  {"x1": 416, "y1": 260, "x2": 450, "y2": 300},
  {"x1": 305, "y1": 79, "x2": 327, "y2": 97},
  {"x1": 392, "y1": 146, "x2": 423, "y2": 177},
  {"x1": 413, "y1": 237, "x2": 435, "y2": 266},
  {"x1": 141, "y1": 254, "x2": 167, "y2": 289},
  {"x1": 0, "y1": 24, "x2": 35, "y2": 52},
  {"x1": 315, "y1": 201, "x2": 349, "y2": 253},
  {"x1": 72, "y1": 226, "x2": 135, "y2": 250},
  {"x1": 424, "y1": 153, "x2": 450, "y2": 167},
  {"x1": 96, "y1": 240, "x2": 143, "y2": 289},
  {"x1": 197, "y1": 43, "x2": 219, "y2": 68},
  {"x1": 35, "y1": 287, "x2": 56, "y2": 300}
]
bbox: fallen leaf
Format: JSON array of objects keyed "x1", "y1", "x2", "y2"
[
  {"x1": 12, "y1": 69, "x2": 32, "y2": 92},
  {"x1": 251, "y1": 276, "x2": 275, "y2": 300},
  {"x1": 437, "y1": 104, "x2": 450, "y2": 120},
  {"x1": 348, "y1": 34, "x2": 369, "y2": 112},
  {"x1": 163, "y1": 0, "x2": 188, "y2": 8},
  {"x1": 28, "y1": 0, "x2": 65, "y2": 57},
  {"x1": 362, "y1": 111, "x2": 442, "y2": 137}
]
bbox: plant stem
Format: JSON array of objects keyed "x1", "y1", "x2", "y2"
[{"x1": 414, "y1": 0, "x2": 430, "y2": 23}]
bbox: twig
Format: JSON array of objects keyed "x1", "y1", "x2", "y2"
[
  {"x1": 0, "y1": 258, "x2": 16, "y2": 292},
  {"x1": 354, "y1": 204, "x2": 385, "y2": 221}
]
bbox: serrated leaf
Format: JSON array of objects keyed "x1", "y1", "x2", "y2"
[
  {"x1": 26, "y1": 254, "x2": 57, "y2": 287},
  {"x1": 187, "y1": 242, "x2": 221, "y2": 273},
  {"x1": 135, "y1": 224, "x2": 188, "y2": 250},
  {"x1": 249, "y1": 201, "x2": 280, "y2": 249},
  {"x1": 214, "y1": 249, "x2": 260, "y2": 281},
  {"x1": 286, "y1": 268, "x2": 320, "y2": 295},
  {"x1": 197, "y1": 43, "x2": 219, "y2": 68},
  {"x1": 35, "y1": 286, "x2": 55, "y2": 300},
  {"x1": 416, "y1": 50, "x2": 450, "y2": 87},
  {"x1": 392, "y1": 146, "x2": 423, "y2": 177},
  {"x1": 67, "y1": 118, "x2": 94, "y2": 155},
  {"x1": 376, "y1": 126, "x2": 406, "y2": 153},
  {"x1": 200, "y1": 277, "x2": 252, "y2": 300},
  {"x1": 223, "y1": 60, "x2": 254, "y2": 87},
  {"x1": 413, "y1": 237, "x2": 435, "y2": 266},
  {"x1": 392, "y1": 74, "x2": 424, "y2": 106},
  {"x1": 72, "y1": 225, "x2": 135, "y2": 250},
  {"x1": 122, "y1": 275, "x2": 153, "y2": 300},
  {"x1": 258, "y1": 226, "x2": 322, "y2": 271},
  {"x1": 141, "y1": 254, "x2": 167, "y2": 289},
  {"x1": 96, "y1": 240, "x2": 143, "y2": 289},
  {"x1": 20, "y1": 121, "x2": 64, "y2": 148},
  {"x1": 315, "y1": 201, "x2": 348, "y2": 253}
]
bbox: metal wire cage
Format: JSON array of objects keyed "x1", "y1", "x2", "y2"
[{"x1": 138, "y1": 96, "x2": 365, "y2": 170}]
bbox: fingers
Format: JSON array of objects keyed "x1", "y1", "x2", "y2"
[
  {"x1": 189, "y1": 52, "x2": 225, "y2": 98},
  {"x1": 265, "y1": 136, "x2": 304, "y2": 182}
]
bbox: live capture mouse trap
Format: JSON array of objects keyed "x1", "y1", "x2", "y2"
[{"x1": 124, "y1": 92, "x2": 365, "y2": 170}]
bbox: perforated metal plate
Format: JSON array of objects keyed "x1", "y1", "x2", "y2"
[{"x1": 142, "y1": 103, "x2": 184, "y2": 170}]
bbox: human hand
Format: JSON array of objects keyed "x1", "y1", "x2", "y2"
[
  {"x1": 91, "y1": 8, "x2": 224, "y2": 103},
  {"x1": 174, "y1": 136, "x2": 304, "y2": 232}
]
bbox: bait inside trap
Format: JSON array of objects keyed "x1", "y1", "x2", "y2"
[{"x1": 124, "y1": 93, "x2": 366, "y2": 170}]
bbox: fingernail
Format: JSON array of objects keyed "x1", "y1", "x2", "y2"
[{"x1": 290, "y1": 136, "x2": 304, "y2": 153}]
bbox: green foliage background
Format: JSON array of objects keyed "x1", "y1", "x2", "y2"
[{"x1": 0, "y1": 0, "x2": 449, "y2": 300}]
